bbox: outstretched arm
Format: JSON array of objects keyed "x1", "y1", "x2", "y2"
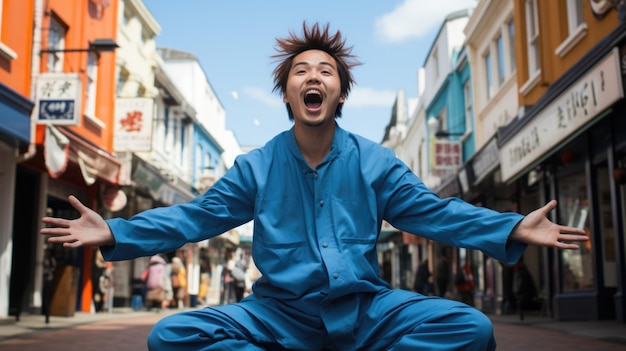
[
  {"x1": 508, "y1": 200, "x2": 588, "y2": 249},
  {"x1": 40, "y1": 195, "x2": 115, "y2": 248}
]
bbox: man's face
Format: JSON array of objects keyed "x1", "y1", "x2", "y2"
[{"x1": 284, "y1": 49, "x2": 344, "y2": 127}]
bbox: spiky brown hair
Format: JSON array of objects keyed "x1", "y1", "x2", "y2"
[{"x1": 271, "y1": 22, "x2": 361, "y2": 119}]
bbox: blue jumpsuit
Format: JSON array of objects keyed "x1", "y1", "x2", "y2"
[{"x1": 102, "y1": 125, "x2": 526, "y2": 350}]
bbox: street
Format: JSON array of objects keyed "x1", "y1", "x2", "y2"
[{"x1": 0, "y1": 311, "x2": 624, "y2": 351}]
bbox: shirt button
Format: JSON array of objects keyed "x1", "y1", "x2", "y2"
[
  {"x1": 314, "y1": 172, "x2": 319, "y2": 178},
  {"x1": 333, "y1": 273, "x2": 339, "y2": 279},
  {"x1": 319, "y1": 200, "x2": 324, "y2": 207},
  {"x1": 322, "y1": 242, "x2": 329, "y2": 248}
]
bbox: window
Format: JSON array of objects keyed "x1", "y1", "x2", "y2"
[
  {"x1": 432, "y1": 48, "x2": 439, "y2": 79},
  {"x1": 566, "y1": 0, "x2": 584, "y2": 34},
  {"x1": 123, "y1": 8, "x2": 131, "y2": 27},
  {"x1": 463, "y1": 80, "x2": 473, "y2": 131},
  {"x1": 116, "y1": 69, "x2": 128, "y2": 97},
  {"x1": 556, "y1": 0, "x2": 587, "y2": 57},
  {"x1": 47, "y1": 16, "x2": 66, "y2": 72},
  {"x1": 484, "y1": 51, "x2": 493, "y2": 99},
  {"x1": 0, "y1": 0, "x2": 17, "y2": 60},
  {"x1": 496, "y1": 34, "x2": 505, "y2": 86},
  {"x1": 508, "y1": 19, "x2": 516, "y2": 72},
  {"x1": 525, "y1": 0, "x2": 540, "y2": 77},
  {"x1": 85, "y1": 52, "x2": 98, "y2": 118},
  {"x1": 558, "y1": 172, "x2": 594, "y2": 292}
]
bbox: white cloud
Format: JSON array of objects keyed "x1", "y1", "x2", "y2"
[
  {"x1": 346, "y1": 87, "x2": 396, "y2": 108},
  {"x1": 253, "y1": 118, "x2": 261, "y2": 126},
  {"x1": 231, "y1": 91, "x2": 239, "y2": 100},
  {"x1": 242, "y1": 86, "x2": 283, "y2": 108},
  {"x1": 375, "y1": 0, "x2": 476, "y2": 43}
]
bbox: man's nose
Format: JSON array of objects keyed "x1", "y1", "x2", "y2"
[{"x1": 307, "y1": 71, "x2": 320, "y2": 83}]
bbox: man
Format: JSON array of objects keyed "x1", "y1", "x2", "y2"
[{"x1": 41, "y1": 22, "x2": 587, "y2": 350}]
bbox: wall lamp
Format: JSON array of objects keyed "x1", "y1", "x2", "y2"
[
  {"x1": 427, "y1": 116, "x2": 465, "y2": 138},
  {"x1": 40, "y1": 38, "x2": 119, "y2": 54}
]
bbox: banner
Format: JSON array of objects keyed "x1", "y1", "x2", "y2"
[{"x1": 114, "y1": 97, "x2": 154, "y2": 152}]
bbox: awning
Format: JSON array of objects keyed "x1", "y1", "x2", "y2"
[
  {"x1": 131, "y1": 155, "x2": 195, "y2": 205},
  {"x1": 0, "y1": 81, "x2": 33, "y2": 148},
  {"x1": 44, "y1": 125, "x2": 121, "y2": 185}
]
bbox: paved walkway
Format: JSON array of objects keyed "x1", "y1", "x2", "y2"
[{"x1": 0, "y1": 308, "x2": 625, "y2": 350}]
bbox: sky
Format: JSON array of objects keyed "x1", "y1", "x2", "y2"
[{"x1": 143, "y1": 0, "x2": 477, "y2": 147}]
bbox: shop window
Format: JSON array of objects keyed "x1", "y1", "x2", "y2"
[
  {"x1": 557, "y1": 172, "x2": 594, "y2": 292},
  {"x1": 596, "y1": 165, "x2": 617, "y2": 288}
]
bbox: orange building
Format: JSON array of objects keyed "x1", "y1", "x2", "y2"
[
  {"x1": 498, "y1": 1, "x2": 626, "y2": 321},
  {"x1": 11, "y1": 0, "x2": 122, "y2": 317},
  {"x1": 0, "y1": 0, "x2": 36, "y2": 319}
]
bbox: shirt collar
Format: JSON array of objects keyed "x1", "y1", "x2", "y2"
[{"x1": 286, "y1": 122, "x2": 346, "y2": 168}]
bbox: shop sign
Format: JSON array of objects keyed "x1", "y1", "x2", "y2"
[
  {"x1": 499, "y1": 47, "x2": 624, "y2": 182},
  {"x1": 433, "y1": 140, "x2": 462, "y2": 170},
  {"x1": 472, "y1": 138, "x2": 500, "y2": 185},
  {"x1": 35, "y1": 73, "x2": 81, "y2": 125},
  {"x1": 114, "y1": 97, "x2": 154, "y2": 152}
]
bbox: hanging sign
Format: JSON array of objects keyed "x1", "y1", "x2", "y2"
[{"x1": 35, "y1": 73, "x2": 82, "y2": 125}]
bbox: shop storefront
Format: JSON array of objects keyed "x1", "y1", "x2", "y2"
[{"x1": 498, "y1": 34, "x2": 626, "y2": 321}]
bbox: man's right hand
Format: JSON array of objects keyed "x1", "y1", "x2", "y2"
[{"x1": 41, "y1": 195, "x2": 115, "y2": 248}]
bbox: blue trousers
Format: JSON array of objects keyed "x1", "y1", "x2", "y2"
[{"x1": 147, "y1": 290, "x2": 495, "y2": 350}]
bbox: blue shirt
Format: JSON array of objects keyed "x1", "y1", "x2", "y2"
[{"x1": 102, "y1": 125, "x2": 525, "y2": 305}]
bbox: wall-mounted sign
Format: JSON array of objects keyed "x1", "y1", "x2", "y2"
[
  {"x1": 432, "y1": 140, "x2": 462, "y2": 170},
  {"x1": 35, "y1": 73, "x2": 82, "y2": 125},
  {"x1": 114, "y1": 97, "x2": 154, "y2": 152},
  {"x1": 499, "y1": 47, "x2": 624, "y2": 183}
]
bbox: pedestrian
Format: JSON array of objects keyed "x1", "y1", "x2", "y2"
[
  {"x1": 513, "y1": 255, "x2": 539, "y2": 320},
  {"x1": 170, "y1": 256, "x2": 187, "y2": 309},
  {"x1": 141, "y1": 254, "x2": 167, "y2": 311},
  {"x1": 435, "y1": 248, "x2": 451, "y2": 297},
  {"x1": 412, "y1": 258, "x2": 432, "y2": 295},
  {"x1": 221, "y1": 248, "x2": 246, "y2": 304},
  {"x1": 40, "y1": 21, "x2": 588, "y2": 351},
  {"x1": 42, "y1": 246, "x2": 56, "y2": 324},
  {"x1": 455, "y1": 262, "x2": 475, "y2": 306},
  {"x1": 92, "y1": 250, "x2": 108, "y2": 312}
]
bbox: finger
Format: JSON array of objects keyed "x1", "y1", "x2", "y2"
[
  {"x1": 46, "y1": 235, "x2": 72, "y2": 244},
  {"x1": 559, "y1": 233, "x2": 588, "y2": 242},
  {"x1": 64, "y1": 240, "x2": 83, "y2": 249},
  {"x1": 559, "y1": 227, "x2": 586, "y2": 235},
  {"x1": 68, "y1": 195, "x2": 91, "y2": 216},
  {"x1": 42, "y1": 217, "x2": 71, "y2": 228},
  {"x1": 556, "y1": 241, "x2": 581, "y2": 250},
  {"x1": 539, "y1": 200, "x2": 557, "y2": 215},
  {"x1": 41, "y1": 227, "x2": 72, "y2": 237}
]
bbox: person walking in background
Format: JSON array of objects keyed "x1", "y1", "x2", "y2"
[
  {"x1": 92, "y1": 250, "x2": 108, "y2": 312},
  {"x1": 40, "y1": 21, "x2": 588, "y2": 350},
  {"x1": 413, "y1": 259, "x2": 432, "y2": 295},
  {"x1": 435, "y1": 249, "x2": 451, "y2": 297},
  {"x1": 142, "y1": 254, "x2": 167, "y2": 311},
  {"x1": 170, "y1": 256, "x2": 187, "y2": 309}
]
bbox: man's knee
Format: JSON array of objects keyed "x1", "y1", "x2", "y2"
[
  {"x1": 147, "y1": 313, "x2": 177, "y2": 350},
  {"x1": 453, "y1": 307, "x2": 495, "y2": 349}
]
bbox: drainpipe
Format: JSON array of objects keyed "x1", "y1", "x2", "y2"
[{"x1": 17, "y1": 0, "x2": 43, "y2": 163}]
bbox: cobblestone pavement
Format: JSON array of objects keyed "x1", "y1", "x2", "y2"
[{"x1": 0, "y1": 309, "x2": 625, "y2": 350}]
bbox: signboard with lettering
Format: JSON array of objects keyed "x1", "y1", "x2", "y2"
[
  {"x1": 35, "y1": 73, "x2": 82, "y2": 125},
  {"x1": 499, "y1": 47, "x2": 624, "y2": 182},
  {"x1": 433, "y1": 140, "x2": 462, "y2": 170},
  {"x1": 114, "y1": 97, "x2": 154, "y2": 152}
]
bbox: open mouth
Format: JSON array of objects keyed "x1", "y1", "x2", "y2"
[{"x1": 304, "y1": 89, "x2": 323, "y2": 109}]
